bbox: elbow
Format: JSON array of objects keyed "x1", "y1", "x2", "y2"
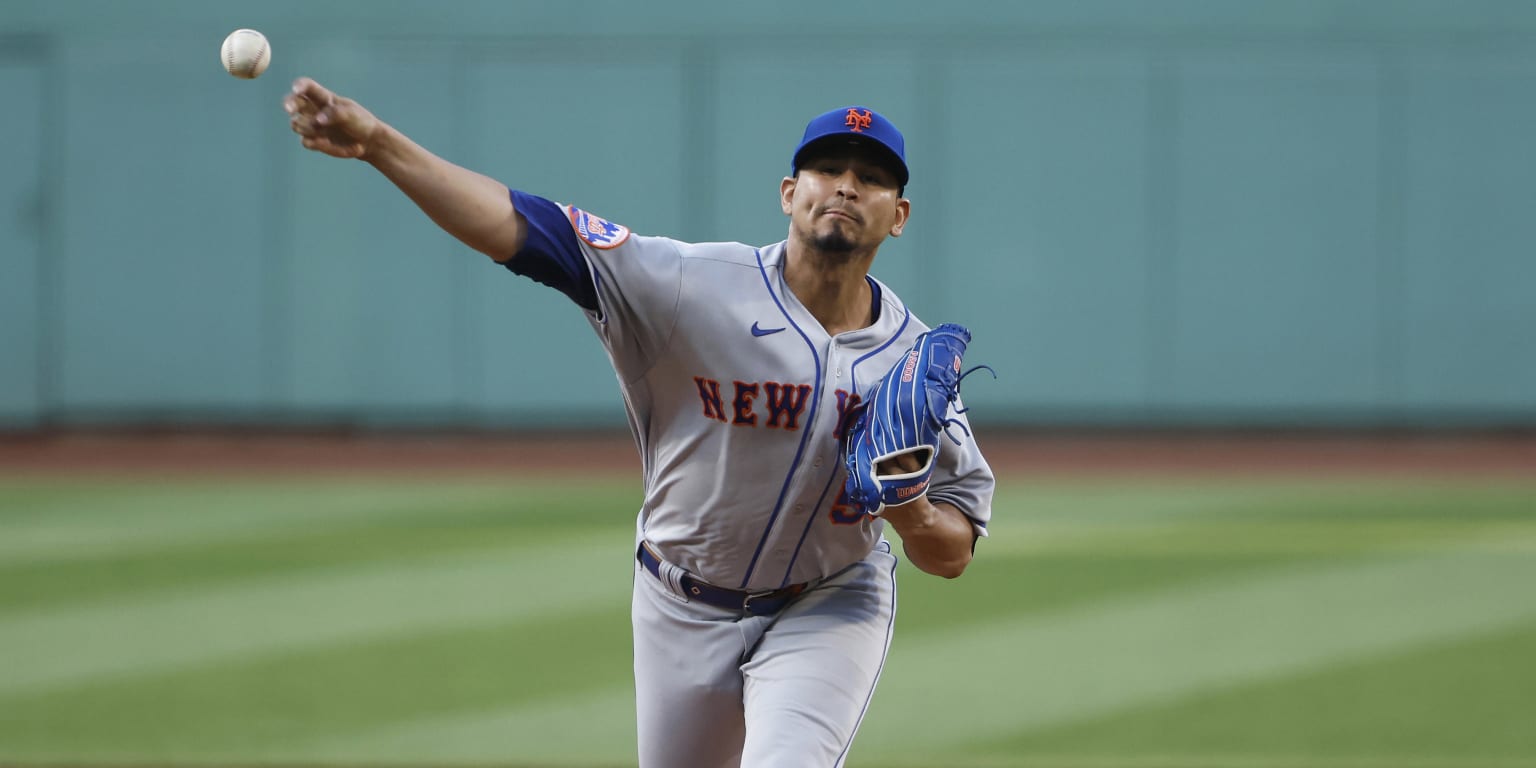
[
  {"x1": 481, "y1": 219, "x2": 528, "y2": 264},
  {"x1": 486, "y1": 233, "x2": 523, "y2": 263},
  {"x1": 939, "y1": 558, "x2": 971, "y2": 580},
  {"x1": 892, "y1": 500, "x2": 977, "y2": 579},
  {"x1": 925, "y1": 549, "x2": 973, "y2": 580}
]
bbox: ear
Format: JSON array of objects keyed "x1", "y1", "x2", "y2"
[
  {"x1": 780, "y1": 176, "x2": 797, "y2": 216},
  {"x1": 889, "y1": 197, "x2": 911, "y2": 238}
]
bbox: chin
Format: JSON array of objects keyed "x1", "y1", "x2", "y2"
[
  {"x1": 814, "y1": 239, "x2": 856, "y2": 256},
  {"x1": 811, "y1": 229, "x2": 858, "y2": 255}
]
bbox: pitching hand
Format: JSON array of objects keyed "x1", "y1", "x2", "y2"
[{"x1": 283, "y1": 77, "x2": 380, "y2": 159}]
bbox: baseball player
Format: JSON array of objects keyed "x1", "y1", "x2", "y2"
[{"x1": 284, "y1": 77, "x2": 995, "y2": 768}]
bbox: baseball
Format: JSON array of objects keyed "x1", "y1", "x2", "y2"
[{"x1": 220, "y1": 29, "x2": 271, "y2": 80}]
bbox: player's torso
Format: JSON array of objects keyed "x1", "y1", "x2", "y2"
[{"x1": 632, "y1": 241, "x2": 925, "y2": 591}]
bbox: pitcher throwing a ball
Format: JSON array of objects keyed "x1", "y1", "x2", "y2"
[{"x1": 284, "y1": 77, "x2": 995, "y2": 768}]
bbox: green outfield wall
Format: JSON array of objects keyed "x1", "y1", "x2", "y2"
[{"x1": 2, "y1": 1, "x2": 1534, "y2": 429}]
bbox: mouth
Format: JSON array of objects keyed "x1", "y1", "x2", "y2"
[{"x1": 820, "y1": 208, "x2": 860, "y2": 223}]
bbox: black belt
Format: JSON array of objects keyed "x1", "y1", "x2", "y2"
[{"x1": 637, "y1": 543, "x2": 809, "y2": 616}]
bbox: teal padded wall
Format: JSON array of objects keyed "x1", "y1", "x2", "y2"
[
  {"x1": 0, "y1": 51, "x2": 46, "y2": 428},
  {"x1": 2, "y1": 1, "x2": 1533, "y2": 428}
]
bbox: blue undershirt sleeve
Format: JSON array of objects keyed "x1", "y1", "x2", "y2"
[{"x1": 502, "y1": 189, "x2": 599, "y2": 311}]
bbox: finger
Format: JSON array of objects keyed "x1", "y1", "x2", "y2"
[
  {"x1": 284, "y1": 92, "x2": 325, "y2": 121},
  {"x1": 291, "y1": 77, "x2": 335, "y2": 109},
  {"x1": 289, "y1": 113, "x2": 316, "y2": 135},
  {"x1": 889, "y1": 453, "x2": 922, "y2": 473}
]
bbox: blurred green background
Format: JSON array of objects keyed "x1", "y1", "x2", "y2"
[{"x1": 3, "y1": 2, "x2": 1536, "y2": 767}]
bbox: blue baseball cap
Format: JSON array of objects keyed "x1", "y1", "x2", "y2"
[{"x1": 791, "y1": 106, "x2": 909, "y2": 187}]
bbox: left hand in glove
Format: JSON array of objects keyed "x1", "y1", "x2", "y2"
[{"x1": 841, "y1": 323, "x2": 989, "y2": 517}]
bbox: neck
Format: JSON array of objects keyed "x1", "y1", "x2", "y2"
[{"x1": 782, "y1": 240, "x2": 876, "y2": 336}]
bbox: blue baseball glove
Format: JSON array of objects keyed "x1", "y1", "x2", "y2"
[{"x1": 842, "y1": 323, "x2": 990, "y2": 517}]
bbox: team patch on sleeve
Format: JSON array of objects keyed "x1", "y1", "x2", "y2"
[{"x1": 567, "y1": 206, "x2": 632, "y2": 250}]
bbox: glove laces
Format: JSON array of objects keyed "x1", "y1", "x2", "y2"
[{"x1": 935, "y1": 364, "x2": 997, "y2": 445}]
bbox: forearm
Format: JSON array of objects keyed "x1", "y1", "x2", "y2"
[
  {"x1": 880, "y1": 498, "x2": 975, "y2": 579},
  {"x1": 364, "y1": 123, "x2": 526, "y2": 262}
]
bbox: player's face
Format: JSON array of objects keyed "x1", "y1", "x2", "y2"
[{"x1": 782, "y1": 145, "x2": 909, "y2": 258}]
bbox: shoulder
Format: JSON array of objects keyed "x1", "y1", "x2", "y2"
[
  {"x1": 601, "y1": 236, "x2": 765, "y2": 272},
  {"x1": 867, "y1": 274, "x2": 925, "y2": 336},
  {"x1": 672, "y1": 239, "x2": 771, "y2": 268}
]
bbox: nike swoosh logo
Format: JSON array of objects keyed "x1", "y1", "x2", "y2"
[{"x1": 751, "y1": 322, "x2": 785, "y2": 337}]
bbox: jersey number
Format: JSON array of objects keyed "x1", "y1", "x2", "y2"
[{"x1": 828, "y1": 487, "x2": 864, "y2": 526}]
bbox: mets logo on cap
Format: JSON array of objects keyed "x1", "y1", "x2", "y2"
[{"x1": 569, "y1": 206, "x2": 631, "y2": 250}]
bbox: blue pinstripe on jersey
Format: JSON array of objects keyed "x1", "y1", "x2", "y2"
[
  {"x1": 739, "y1": 249, "x2": 824, "y2": 589},
  {"x1": 779, "y1": 307, "x2": 913, "y2": 586}
]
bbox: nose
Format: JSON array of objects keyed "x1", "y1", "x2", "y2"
[{"x1": 833, "y1": 169, "x2": 861, "y2": 198}]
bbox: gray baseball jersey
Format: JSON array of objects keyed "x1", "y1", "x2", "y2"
[{"x1": 504, "y1": 189, "x2": 995, "y2": 766}]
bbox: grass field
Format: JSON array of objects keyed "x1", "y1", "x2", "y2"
[{"x1": 2, "y1": 472, "x2": 1534, "y2": 767}]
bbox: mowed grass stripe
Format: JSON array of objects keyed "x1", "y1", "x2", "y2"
[
  {"x1": 0, "y1": 479, "x2": 639, "y2": 566},
  {"x1": 991, "y1": 484, "x2": 1299, "y2": 524},
  {"x1": 0, "y1": 521, "x2": 548, "y2": 614},
  {"x1": 0, "y1": 608, "x2": 633, "y2": 762},
  {"x1": 0, "y1": 489, "x2": 639, "y2": 613},
  {"x1": 290, "y1": 688, "x2": 640, "y2": 766},
  {"x1": 0, "y1": 530, "x2": 634, "y2": 697},
  {"x1": 1164, "y1": 481, "x2": 1536, "y2": 523},
  {"x1": 891, "y1": 518, "x2": 1535, "y2": 639},
  {"x1": 986, "y1": 619, "x2": 1536, "y2": 761},
  {"x1": 999, "y1": 480, "x2": 1536, "y2": 525},
  {"x1": 0, "y1": 482, "x2": 491, "y2": 563},
  {"x1": 984, "y1": 519, "x2": 1536, "y2": 557},
  {"x1": 850, "y1": 550, "x2": 1536, "y2": 759},
  {"x1": 894, "y1": 551, "x2": 1321, "y2": 637},
  {"x1": 891, "y1": 514, "x2": 1535, "y2": 640}
]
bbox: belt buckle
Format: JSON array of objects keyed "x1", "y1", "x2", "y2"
[{"x1": 742, "y1": 589, "x2": 780, "y2": 615}]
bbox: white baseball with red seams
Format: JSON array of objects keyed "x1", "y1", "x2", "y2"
[{"x1": 220, "y1": 29, "x2": 270, "y2": 80}]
